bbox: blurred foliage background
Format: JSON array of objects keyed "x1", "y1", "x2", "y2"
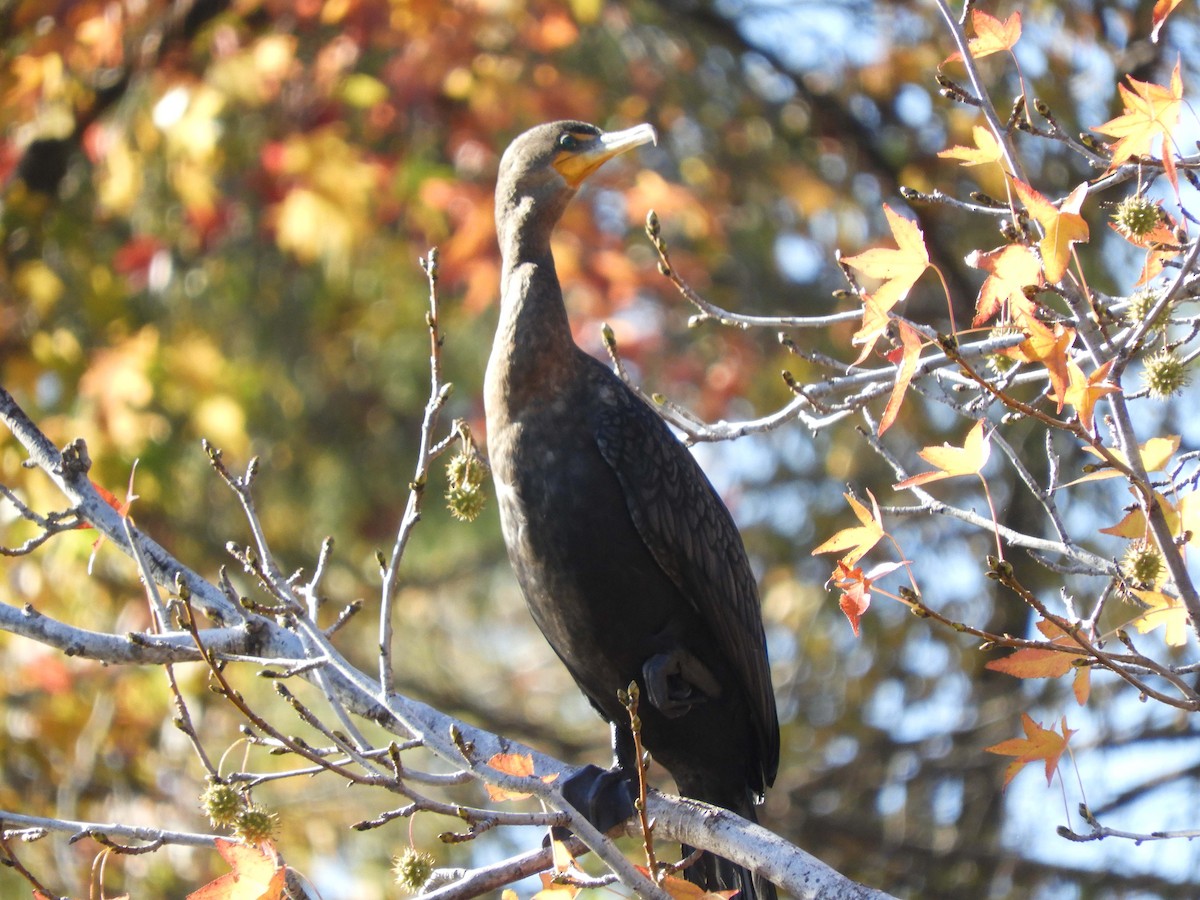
[{"x1": 2, "y1": 0, "x2": 1199, "y2": 897}]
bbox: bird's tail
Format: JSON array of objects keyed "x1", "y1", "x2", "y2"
[{"x1": 675, "y1": 783, "x2": 776, "y2": 900}]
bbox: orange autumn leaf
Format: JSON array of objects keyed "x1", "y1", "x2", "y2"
[
  {"x1": 965, "y1": 244, "x2": 1042, "y2": 326},
  {"x1": 944, "y1": 9, "x2": 1022, "y2": 64},
  {"x1": 843, "y1": 204, "x2": 931, "y2": 363},
  {"x1": 1151, "y1": 0, "x2": 1183, "y2": 42},
  {"x1": 485, "y1": 752, "x2": 558, "y2": 801},
  {"x1": 636, "y1": 868, "x2": 737, "y2": 899},
  {"x1": 879, "y1": 319, "x2": 924, "y2": 435},
  {"x1": 986, "y1": 647, "x2": 1074, "y2": 680},
  {"x1": 1053, "y1": 358, "x2": 1119, "y2": 435},
  {"x1": 1130, "y1": 589, "x2": 1191, "y2": 647},
  {"x1": 812, "y1": 491, "x2": 886, "y2": 567},
  {"x1": 1002, "y1": 320, "x2": 1074, "y2": 406},
  {"x1": 894, "y1": 419, "x2": 990, "y2": 489},
  {"x1": 1012, "y1": 180, "x2": 1089, "y2": 283},
  {"x1": 1093, "y1": 61, "x2": 1183, "y2": 168},
  {"x1": 986, "y1": 620, "x2": 1087, "y2": 690},
  {"x1": 828, "y1": 559, "x2": 905, "y2": 637},
  {"x1": 985, "y1": 714, "x2": 1077, "y2": 789},
  {"x1": 187, "y1": 839, "x2": 286, "y2": 900}
]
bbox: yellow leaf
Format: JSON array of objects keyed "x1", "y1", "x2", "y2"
[
  {"x1": 812, "y1": 491, "x2": 885, "y2": 566},
  {"x1": 1131, "y1": 589, "x2": 1191, "y2": 647},
  {"x1": 1052, "y1": 359, "x2": 1119, "y2": 435},
  {"x1": 843, "y1": 205, "x2": 931, "y2": 362},
  {"x1": 895, "y1": 419, "x2": 990, "y2": 489},
  {"x1": 1069, "y1": 435, "x2": 1180, "y2": 486},
  {"x1": 1100, "y1": 492, "x2": 1180, "y2": 539},
  {"x1": 938, "y1": 125, "x2": 1008, "y2": 173},
  {"x1": 1093, "y1": 61, "x2": 1183, "y2": 167},
  {"x1": 1013, "y1": 180, "x2": 1090, "y2": 283}
]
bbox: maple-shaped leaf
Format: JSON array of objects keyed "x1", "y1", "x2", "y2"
[
  {"x1": 1093, "y1": 61, "x2": 1183, "y2": 167},
  {"x1": 895, "y1": 419, "x2": 990, "y2": 489},
  {"x1": 879, "y1": 320, "x2": 924, "y2": 435},
  {"x1": 828, "y1": 559, "x2": 905, "y2": 637},
  {"x1": 985, "y1": 714, "x2": 1077, "y2": 789},
  {"x1": 1012, "y1": 180, "x2": 1090, "y2": 283},
  {"x1": 1151, "y1": 0, "x2": 1183, "y2": 42},
  {"x1": 938, "y1": 125, "x2": 1007, "y2": 173},
  {"x1": 1067, "y1": 435, "x2": 1180, "y2": 487},
  {"x1": 965, "y1": 244, "x2": 1042, "y2": 326},
  {"x1": 485, "y1": 752, "x2": 558, "y2": 802},
  {"x1": 944, "y1": 10, "x2": 1022, "y2": 64},
  {"x1": 998, "y1": 320, "x2": 1074, "y2": 405},
  {"x1": 187, "y1": 839, "x2": 286, "y2": 900},
  {"x1": 986, "y1": 620, "x2": 1087, "y2": 695},
  {"x1": 811, "y1": 491, "x2": 886, "y2": 566},
  {"x1": 1100, "y1": 491, "x2": 1180, "y2": 539},
  {"x1": 843, "y1": 205, "x2": 931, "y2": 363},
  {"x1": 1052, "y1": 359, "x2": 1119, "y2": 435},
  {"x1": 1130, "y1": 589, "x2": 1191, "y2": 647}
]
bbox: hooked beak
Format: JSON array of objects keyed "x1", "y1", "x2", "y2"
[{"x1": 553, "y1": 123, "x2": 658, "y2": 188}]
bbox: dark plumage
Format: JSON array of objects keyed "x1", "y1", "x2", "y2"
[{"x1": 484, "y1": 121, "x2": 779, "y2": 899}]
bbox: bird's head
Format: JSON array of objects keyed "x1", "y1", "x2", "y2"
[{"x1": 495, "y1": 120, "x2": 657, "y2": 250}]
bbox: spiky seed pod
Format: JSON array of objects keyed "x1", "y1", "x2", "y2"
[
  {"x1": 986, "y1": 325, "x2": 1020, "y2": 375},
  {"x1": 1121, "y1": 541, "x2": 1165, "y2": 587},
  {"x1": 446, "y1": 483, "x2": 486, "y2": 522},
  {"x1": 1113, "y1": 193, "x2": 1161, "y2": 239},
  {"x1": 393, "y1": 847, "x2": 436, "y2": 892},
  {"x1": 446, "y1": 449, "x2": 489, "y2": 490},
  {"x1": 1142, "y1": 348, "x2": 1191, "y2": 399},
  {"x1": 234, "y1": 803, "x2": 278, "y2": 844},
  {"x1": 199, "y1": 780, "x2": 244, "y2": 828},
  {"x1": 1125, "y1": 288, "x2": 1170, "y2": 331}
]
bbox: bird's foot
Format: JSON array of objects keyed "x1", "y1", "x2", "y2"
[
  {"x1": 559, "y1": 763, "x2": 636, "y2": 833},
  {"x1": 642, "y1": 650, "x2": 720, "y2": 718}
]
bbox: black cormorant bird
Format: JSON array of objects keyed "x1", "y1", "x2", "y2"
[{"x1": 484, "y1": 120, "x2": 779, "y2": 899}]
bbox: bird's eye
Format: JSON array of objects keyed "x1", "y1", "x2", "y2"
[{"x1": 557, "y1": 133, "x2": 580, "y2": 151}]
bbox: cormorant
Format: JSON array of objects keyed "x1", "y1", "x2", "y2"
[{"x1": 484, "y1": 120, "x2": 780, "y2": 899}]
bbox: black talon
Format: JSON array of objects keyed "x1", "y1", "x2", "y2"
[{"x1": 559, "y1": 763, "x2": 637, "y2": 833}]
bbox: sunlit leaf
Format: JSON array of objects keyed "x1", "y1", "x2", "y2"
[
  {"x1": 843, "y1": 205, "x2": 931, "y2": 362},
  {"x1": 944, "y1": 10, "x2": 1023, "y2": 64},
  {"x1": 1012, "y1": 180, "x2": 1089, "y2": 283},
  {"x1": 187, "y1": 839, "x2": 286, "y2": 900},
  {"x1": 894, "y1": 419, "x2": 990, "y2": 489},
  {"x1": 1093, "y1": 61, "x2": 1183, "y2": 170},
  {"x1": 879, "y1": 320, "x2": 924, "y2": 435},
  {"x1": 1130, "y1": 589, "x2": 1191, "y2": 647},
  {"x1": 985, "y1": 714, "x2": 1076, "y2": 788},
  {"x1": 812, "y1": 491, "x2": 886, "y2": 567},
  {"x1": 1052, "y1": 358, "x2": 1119, "y2": 435}
]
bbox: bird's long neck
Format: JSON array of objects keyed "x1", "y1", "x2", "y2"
[{"x1": 488, "y1": 192, "x2": 578, "y2": 412}]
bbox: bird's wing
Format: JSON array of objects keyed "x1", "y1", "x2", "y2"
[{"x1": 591, "y1": 367, "x2": 780, "y2": 786}]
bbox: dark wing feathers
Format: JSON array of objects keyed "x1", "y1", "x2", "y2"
[{"x1": 591, "y1": 370, "x2": 780, "y2": 787}]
